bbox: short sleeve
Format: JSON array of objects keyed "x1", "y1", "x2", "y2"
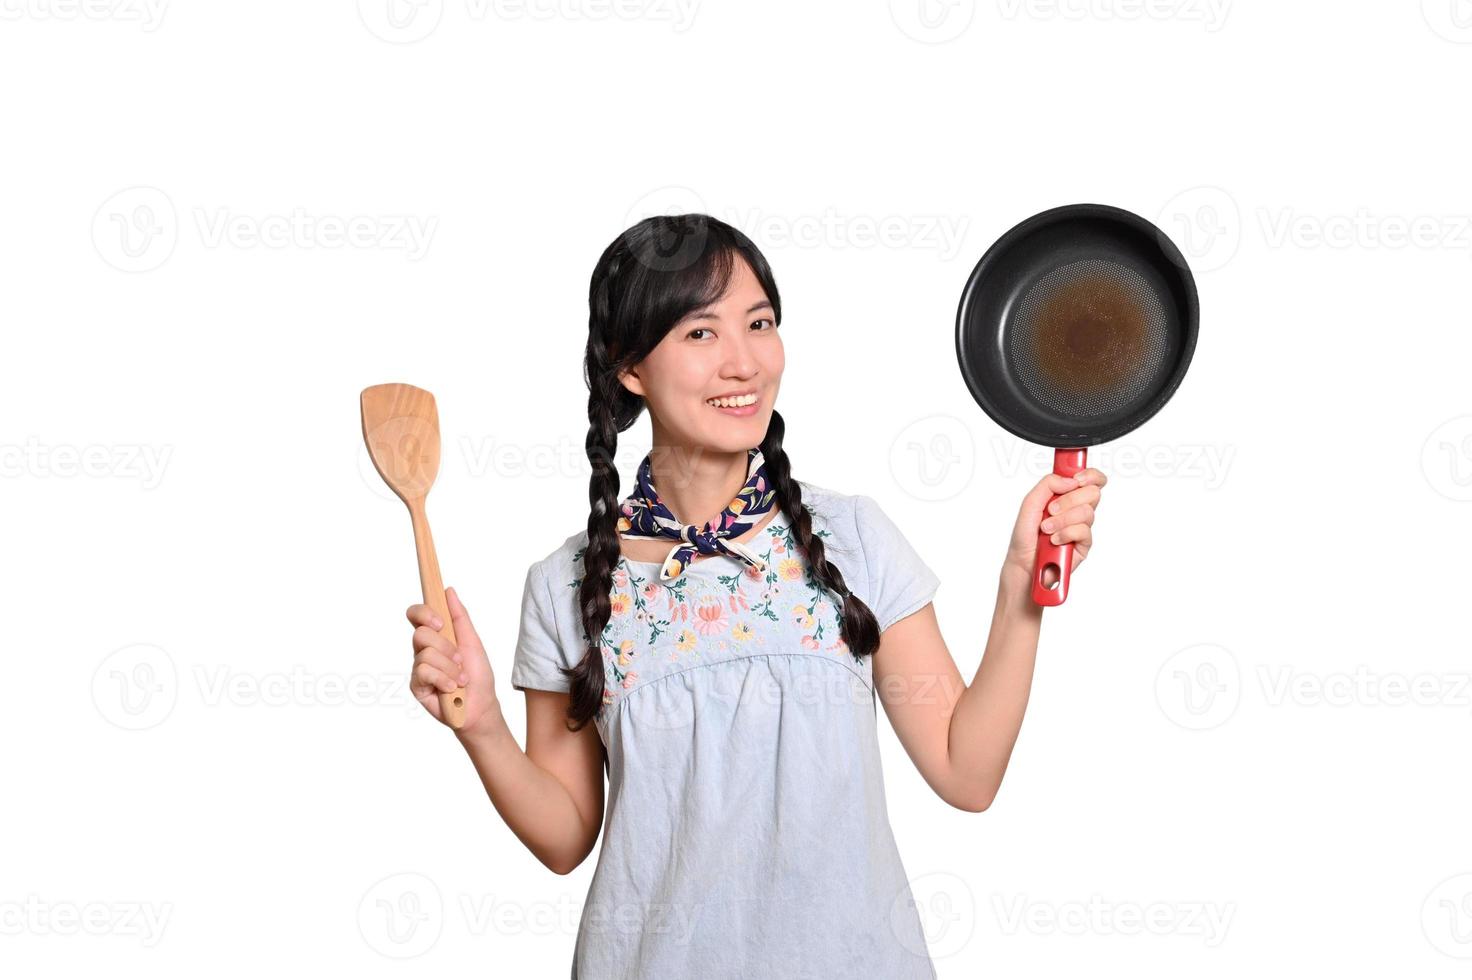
[
  {"x1": 509, "y1": 560, "x2": 573, "y2": 693},
  {"x1": 852, "y1": 494, "x2": 941, "y2": 632}
]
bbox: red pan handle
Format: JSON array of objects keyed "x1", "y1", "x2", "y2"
[{"x1": 1033, "y1": 447, "x2": 1087, "y2": 606}]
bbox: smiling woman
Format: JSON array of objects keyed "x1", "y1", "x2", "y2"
[
  {"x1": 409, "y1": 213, "x2": 1103, "y2": 978},
  {"x1": 503, "y1": 213, "x2": 940, "y2": 976}
]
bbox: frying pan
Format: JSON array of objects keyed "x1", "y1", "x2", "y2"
[{"x1": 956, "y1": 203, "x2": 1199, "y2": 606}]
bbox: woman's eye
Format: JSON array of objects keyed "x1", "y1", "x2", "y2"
[
  {"x1": 687, "y1": 328, "x2": 709, "y2": 340},
  {"x1": 751, "y1": 318, "x2": 775, "y2": 331}
]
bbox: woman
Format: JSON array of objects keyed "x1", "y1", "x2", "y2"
[{"x1": 405, "y1": 214, "x2": 1106, "y2": 977}]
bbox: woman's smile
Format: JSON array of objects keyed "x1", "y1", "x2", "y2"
[{"x1": 705, "y1": 389, "x2": 761, "y2": 416}]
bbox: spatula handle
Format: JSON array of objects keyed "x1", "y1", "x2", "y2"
[
  {"x1": 1033, "y1": 447, "x2": 1087, "y2": 607},
  {"x1": 409, "y1": 500, "x2": 467, "y2": 728}
]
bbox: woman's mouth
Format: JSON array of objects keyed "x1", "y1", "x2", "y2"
[{"x1": 706, "y1": 391, "x2": 760, "y2": 417}]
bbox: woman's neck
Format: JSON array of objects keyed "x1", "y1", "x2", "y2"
[{"x1": 642, "y1": 440, "x2": 755, "y2": 530}]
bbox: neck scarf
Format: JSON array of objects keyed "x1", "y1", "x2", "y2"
[{"x1": 617, "y1": 447, "x2": 776, "y2": 582}]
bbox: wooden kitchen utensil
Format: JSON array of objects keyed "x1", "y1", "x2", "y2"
[{"x1": 360, "y1": 382, "x2": 467, "y2": 729}]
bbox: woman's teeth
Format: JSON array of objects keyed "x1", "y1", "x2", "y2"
[{"x1": 706, "y1": 393, "x2": 757, "y2": 408}]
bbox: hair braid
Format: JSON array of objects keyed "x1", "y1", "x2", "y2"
[{"x1": 759, "y1": 410, "x2": 881, "y2": 660}]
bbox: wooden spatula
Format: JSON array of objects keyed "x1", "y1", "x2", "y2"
[{"x1": 360, "y1": 383, "x2": 467, "y2": 729}]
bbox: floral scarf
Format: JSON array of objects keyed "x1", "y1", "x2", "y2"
[{"x1": 616, "y1": 447, "x2": 776, "y2": 583}]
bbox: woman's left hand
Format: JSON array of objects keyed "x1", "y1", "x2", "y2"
[{"x1": 1003, "y1": 467, "x2": 1108, "y2": 582}]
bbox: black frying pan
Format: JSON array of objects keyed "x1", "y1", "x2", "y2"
[{"x1": 956, "y1": 203, "x2": 1199, "y2": 606}]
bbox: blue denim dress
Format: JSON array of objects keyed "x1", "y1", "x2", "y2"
[{"x1": 511, "y1": 481, "x2": 941, "y2": 978}]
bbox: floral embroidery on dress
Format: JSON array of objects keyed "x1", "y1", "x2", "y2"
[{"x1": 564, "y1": 510, "x2": 853, "y2": 705}]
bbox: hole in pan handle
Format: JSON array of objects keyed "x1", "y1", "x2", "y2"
[{"x1": 1035, "y1": 448, "x2": 1086, "y2": 606}]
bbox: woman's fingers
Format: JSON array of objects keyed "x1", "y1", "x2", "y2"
[
  {"x1": 1048, "y1": 521, "x2": 1093, "y2": 547},
  {"x1": 405, "y1": 602, "x2": 445, "y2": 631},
  {"x1": 1041, "y1": 503, "x2": 1095, "y2": 536},
  {"x1": 413, "y1": 660, "x2": 462, "y2": 695},
  {"x1": 1047, "y1": 483, "x2": 1101, "y2": 516},
  {"x1": 412, "y1": 624, "x2": 454, "y2": 657},
  {"x1": 415, "y1": 640, "x2": 461, "y2": 676}
]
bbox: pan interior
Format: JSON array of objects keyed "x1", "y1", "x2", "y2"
[{"x1": 1007, "y1": 257, "x2": 1171, "y2": 419}]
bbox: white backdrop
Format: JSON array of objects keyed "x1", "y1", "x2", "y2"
[{"x1": 3, "y1": 2, "x2": 1470, "y2": 977}]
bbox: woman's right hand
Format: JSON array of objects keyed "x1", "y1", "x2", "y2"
[{"x1": 407, "y1": 586, "x2": 498, "y2": 735}]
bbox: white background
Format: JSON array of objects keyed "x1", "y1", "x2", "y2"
[{"x1": 3, "y1": 1, "x2": 1470, "y2": 977}]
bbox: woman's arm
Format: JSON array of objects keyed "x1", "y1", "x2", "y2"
[
  {"x1": 408, "y1": 590, "x2": 605, "y2": 874},
  {"x1": 874, "y1": 468, "x2": 1105, "y2": 812},
  {"x1": 456, "y1": 692, "x2": 605, "y2": 875}
]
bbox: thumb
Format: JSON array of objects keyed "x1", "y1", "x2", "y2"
[{"x1": 444, "y1": 586, "x2": 479, "y2": 645}]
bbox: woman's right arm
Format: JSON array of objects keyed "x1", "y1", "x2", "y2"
[{"x1": 408, "y1": 588, "x2": 605, "y2": 875}]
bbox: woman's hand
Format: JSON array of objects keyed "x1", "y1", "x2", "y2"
[
  {"x1": 1003, "y1": 467, "x2": 1108, "y2": 585},
  {"x1": 407, "y1": 586, "x2": 499, "y2": 735}
]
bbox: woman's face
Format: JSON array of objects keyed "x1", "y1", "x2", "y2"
[{"x1": 619, "y1": 255, "x2": 784, "y2": 458}]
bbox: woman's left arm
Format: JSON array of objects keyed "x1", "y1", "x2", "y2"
[{"x1": 873, "y1": 468, "x2": 1107, "y2": 813}]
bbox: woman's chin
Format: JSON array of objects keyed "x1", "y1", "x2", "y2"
[{"x1": 701, "y1": 415, "x2": 768, "y2": 449}]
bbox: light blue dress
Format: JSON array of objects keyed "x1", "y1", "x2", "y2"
[{"x1": 511, "y1": 480, "x2": 942, "y2": 978}]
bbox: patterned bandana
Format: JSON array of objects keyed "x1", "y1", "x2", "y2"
[{"x1": 617, "y1": 447, "x2": 777, "y2": 583}]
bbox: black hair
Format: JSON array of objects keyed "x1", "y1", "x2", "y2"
[{"x1": 558, "y1": 213, "x2": 881, "y2": 730}]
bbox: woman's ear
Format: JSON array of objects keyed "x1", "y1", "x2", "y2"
[{"x1": 618, "y1": 366, "x2": 645, "y2": 398}]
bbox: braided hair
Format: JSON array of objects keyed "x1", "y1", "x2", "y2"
[{"x1": 559, "y1": 213, "x2": 881, "y2": 731}]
